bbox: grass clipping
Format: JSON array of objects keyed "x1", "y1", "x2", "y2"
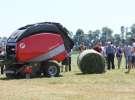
[{"x1": 77, "y1": 49, "x2": 105, "y2": 74}]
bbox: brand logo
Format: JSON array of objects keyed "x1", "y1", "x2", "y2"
[{"x1": 19, "y1": 43, "x2": 26, "y2": 49}]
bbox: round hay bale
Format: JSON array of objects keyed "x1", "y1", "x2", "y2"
[{"x1": 77, "y1": 49, "x2": 105, "y2": 74}]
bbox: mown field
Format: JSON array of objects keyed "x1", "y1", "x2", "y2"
[{"x1": 0, "y1": 53, "x2": 135, "y2": 100}]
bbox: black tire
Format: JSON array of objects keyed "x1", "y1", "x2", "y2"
[{"x1": 44, "y1": 61, "x2": 60, "y2": 77}]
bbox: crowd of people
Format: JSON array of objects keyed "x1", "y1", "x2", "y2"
[{"x1": 79, "y1": 41, "x2": 135, "y2": 73}]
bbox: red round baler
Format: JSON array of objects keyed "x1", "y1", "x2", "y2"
[{"x1": 1, "y1": 22, "x2": 74, "y2": 78}]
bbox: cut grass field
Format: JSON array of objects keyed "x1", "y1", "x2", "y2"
[{"x1": 0, "y1": 53, "x2": 135, "y2": 100}]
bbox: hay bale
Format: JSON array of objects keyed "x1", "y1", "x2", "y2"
[{"x1": 77, "y1": 49, "x2": 105, "y2": 74}]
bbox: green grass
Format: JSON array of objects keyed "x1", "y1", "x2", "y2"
[{"x1": 0, "y1": 53, "x2": 135, "y2": 100}]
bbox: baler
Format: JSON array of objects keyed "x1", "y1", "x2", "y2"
[{"x1": 0, "y1": 22, "x2": 74, "y2": 78}]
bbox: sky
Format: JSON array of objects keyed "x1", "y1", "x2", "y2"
[{"x1": 0, "y1": 0, "x2": 135, "y2": 37}]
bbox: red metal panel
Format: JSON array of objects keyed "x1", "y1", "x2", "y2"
[
  {"x1": 16, "y1": 33, "x2": 65, "y2": 62},
  {"x1": 51, "y1": 51, "x2": 68, "y2": 62}
]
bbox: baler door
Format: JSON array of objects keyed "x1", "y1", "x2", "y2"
[{"x1": 16, "y1": 33, "x2": 67, "y2": 62}]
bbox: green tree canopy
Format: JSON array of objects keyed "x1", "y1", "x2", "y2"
[
  {"x1": 76, "y1": 29, "x2": 84, "y2": 36},
  {"x1": 73, "y1": 29, "x2": 85, "y2": 46},
  {"x1": 114, "y1": 34, "x2": 121, "y2": 46},
  {"x1": 102, "y1": 27, "x2": 113, "y2": 41}
]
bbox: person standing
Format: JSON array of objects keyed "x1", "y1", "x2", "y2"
[
  {"x1": 79, "y1": 42, "x2": 86, "y2": 54},
  {"x1": 124, "y1": 44, "x2": 132, "y2": 69},
  {"x1": 68, "y1": 49, "x2": 72, "y2": 71},
  {"x1": 116, "y1": 46, "x2": 123, "y2": 69},
  {"x1": 101, "y1": 46, "x2": 106, "y2": 58},
  {"x1": 61, "y1": 57, "x2": 69, "y2": 72},
  {"x1": 131, "y1": 43, "x2": 135, "y2": 68},
  {"x1": 93, "y1": 42, "x2": 102, "y2": 53},
  {"x1": 125, "y1": 43, "x2": 135, "y2": 73},
  {"x1": 61, "y1": 47, "x2": 72, "y2": 72},
  {"x1": 106, "y1": 42, "x2": 115, "y2": 70}
]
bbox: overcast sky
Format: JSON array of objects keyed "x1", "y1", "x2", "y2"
[{"x1": 0, "y1": 0, "x2": 135, "y2": 37}]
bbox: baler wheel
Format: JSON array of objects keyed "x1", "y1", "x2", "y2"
[{"x1": 44, "y1": 61, "x2": 60, "y2": 77}]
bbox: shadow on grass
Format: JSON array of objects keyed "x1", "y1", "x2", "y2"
[
  {"x1": 75, "y1": 73, "x2": 84, "y2": 75},
  {"x1": 76, "y1": 72, "x2": 101, "y2": 75},
  {"x1": 0, "y1": 75, "x2": 63, "y2": 81},
  {"x1": 0, "y1": 77, "x2": 9, "y2": 80},
  {"x1": 75, "y1": 72, "x2": 106, "y2": 75}
]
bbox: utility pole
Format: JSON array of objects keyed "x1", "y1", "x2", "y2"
[
  {"x1": 121, "y1": 26, "x2": 125, "y2": 45},
  {"x1": 121, "y1": 26, "x2": 125, "y2": 39}
]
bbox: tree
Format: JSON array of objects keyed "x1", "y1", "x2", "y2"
[
  {"x1": 131, "y1": 24, "x2": 135, "y2": 37},
  {"x1": 126, "y1": 32, "x2": 132, "y2": 39},
  {"x1": 74, "y1": 29, "x2": 85, "y2": 43},
  {"x1": 114, "y1": 34, "x2": 121, "y2": 46},
  {"x1": 93, "y1": 30, "x2": 101, "y2": 40},
  {"x1": 76, "y1": 29, "x2": 84, "y2": 36},
  {"x1": 73, "y1": 29, "x2": 85, "y2": 48},
  {"x1": 88, "y1": 30, "x2": 101, "y2": 44},
  {"x1": 88, "y1": 30, "x2": 93, "y2": 42},
  {"x1": 95, "y1": 30, "x2": 101, "y2": 36},
  {"x1": 101, "y1": 27, "x2": 113, "y2": 42},
  {"x1": 88, "y1": 30, "x2": 92, "y2": 35},
  {"x1": 125, "y1": 32, "x2": 132, "y2": 45}
]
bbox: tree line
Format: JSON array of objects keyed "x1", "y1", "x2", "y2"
[{"x1": 73, "y1": 24, "x2": 135, "y2": 49}]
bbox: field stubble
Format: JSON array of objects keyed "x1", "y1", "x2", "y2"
[{"x1": 0, "y1": 54, "x2": 135, "y2": 100}]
